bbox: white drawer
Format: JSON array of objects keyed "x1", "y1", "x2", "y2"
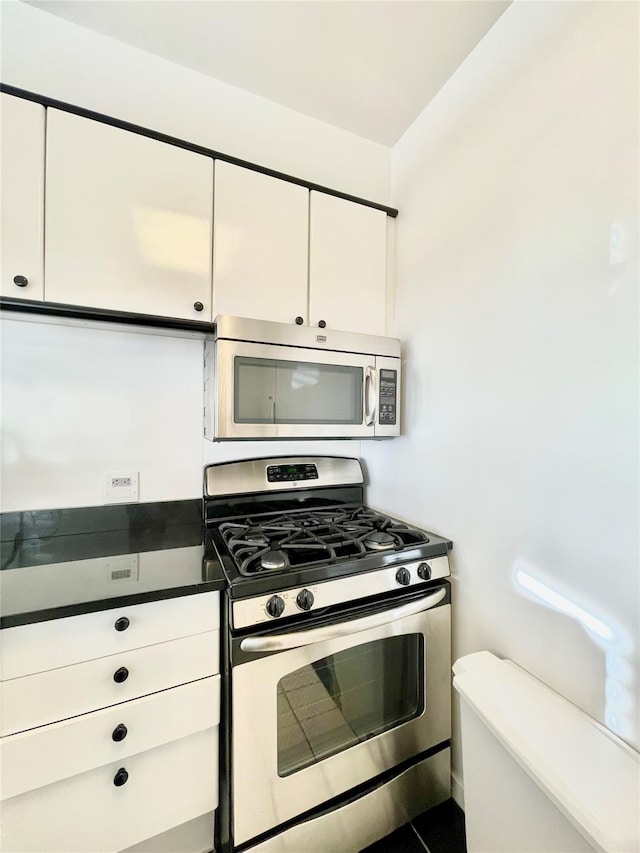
[
  {"x1": 121, "y1": 812, "x2": 215, "y2": 853},
  {"x1": 0, "y1": 727, "x2": 218, "y2": 853},
  {"x1": 1, "y1": 631, "x2": 218, "y2": 736},
  {"x1": 1, "y1": 591, "x2": 220, "y2": 680},
  {"x1": 1, "y1": 675, "x2": 220, "y2": 799}
]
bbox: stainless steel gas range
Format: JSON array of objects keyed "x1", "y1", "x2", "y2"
[{"x1": 204, "y1": 457, "x2": 453, "y2": 853}]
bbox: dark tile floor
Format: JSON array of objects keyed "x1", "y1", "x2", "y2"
[{"x1": 360, "y1": 799, "x2": 467, "y2": 853}]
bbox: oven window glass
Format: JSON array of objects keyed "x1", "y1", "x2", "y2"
[
  {"x1": 234, "y1": 357, "x2": 363, "y2": 424},
  {"x1": 277, "y1": 634, "x2": 424, "y2": 777}
]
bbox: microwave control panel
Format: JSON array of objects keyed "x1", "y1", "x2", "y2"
[
  {"x1": 379, "y1": 369, "x2": 397, "y2": 425},
  {"x1": 267, "y1": 463, "x2": 319, "y2": 483}
]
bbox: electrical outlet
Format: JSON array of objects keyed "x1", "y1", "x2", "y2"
[{"x1": 104, "y1": 471, "x2": 139, "y2": 504}]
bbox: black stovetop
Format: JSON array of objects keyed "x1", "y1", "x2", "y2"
[{"x1": 205, "y1": 499, "x2": 452, "y2": 600}]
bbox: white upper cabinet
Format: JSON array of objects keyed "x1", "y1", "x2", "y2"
[
  {"x1": 309, "y1": 192, "x2": 387, "y2": 336},
  {"x1": 212, "y1": 160, "x2": 309, "y2": 324},
  {"x1": 2, "y1": 95, "x2": 389, "y2": 332},
  {"x1": 212, "y1": 162, "x2": 389, "y2": 336},
  {"x1": 1, "y1": 94, "x2": 45, "y2": 301},
  {"x1": 45, "y1": 110, "x2": 214, "y2": 321}
]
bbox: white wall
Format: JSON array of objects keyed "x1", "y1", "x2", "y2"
[
  {"x1": 0, "y1": 0, "x2": 390, "y2": 202},
  {"x1": 0, "y1": 2, "x2": 380, "y2": 511},
  {"x1": 0, "y1": 315, "x2": 361, "y2": 511},
  {"x1": 0, "y1": 317, "x2": 202, "y2": 510},
  {"x1": 361, "y1": 0, "x2": 640, "y2": 783}
]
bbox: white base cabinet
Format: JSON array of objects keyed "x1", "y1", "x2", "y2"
[
  {"x1": 0, "y1": 592, "x2": 221, "y2": 853},
  {"x1": 0, "y1": 94, "x2": 45, "y2": 301}
]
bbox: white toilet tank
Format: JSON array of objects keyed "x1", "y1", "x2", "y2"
[{"x1": 453, "y1": 652, "x2": 639, "y2": 853}]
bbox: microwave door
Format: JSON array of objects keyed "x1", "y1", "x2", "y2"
[
  {"x1": 215, "y1": 340, "x2": 278, "y2": 439},
  {"x1": 273, "y1": 354, "x2": 373, "y2": 439},
  {"x1": 374, "y1": 356, "x2": 401, "y2": 437},
  {"x1": 216, "y1": 339, "x2": 375, "y2": 439}
]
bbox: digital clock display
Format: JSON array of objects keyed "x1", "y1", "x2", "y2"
[{"x1": 266, "y1": 463, "x2": 319, "y2": 483}]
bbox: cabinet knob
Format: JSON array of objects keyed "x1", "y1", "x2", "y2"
[
  {"x1": 318, "y1": 320, "x2": 327, "y2": 329},
  {"x1": 193, "y1": 301, "x2": 204, "y2": 312},
  {"x1": 114, "y1": 616, "x2": 130, "y2": 632},
  {"x1": 112, "y1": 723, "x2": 128, "y2": 742},
  {"x1": 113, "y1": 767, "x2": 129, "y2": 787},
  {"x1": 113, "y1": 666, "x2": 129, "y2": 684},
  {"x1": 13, "y1": 275, "x2": 28, "y2": 288},
  {"x1": 295, "y1": 316, "x2": 304, "y2": 325}
]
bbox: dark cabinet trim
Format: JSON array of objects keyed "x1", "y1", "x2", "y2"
[
  {"x1": 0, "y1": 295, "x2": 216, "y2": 335},
  {"x1": 1, "y1": 83, "x2": 399, "y2": 218}
]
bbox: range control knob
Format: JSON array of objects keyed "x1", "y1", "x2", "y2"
[
  {"x1": 417, "y1": 562, "x2": 432, "y2": 581},
  {"x1": 396, "y1": 568, "x2": 411, "y2": 586},
  {"x1": 266, "y1": 595, "x2": 285, "y2": 619},
  {"x1": 296, "y1": 589, "x2": 314, "y2": 611}
]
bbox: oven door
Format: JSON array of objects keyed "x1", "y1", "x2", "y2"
[
  {"x1": 214, "y1": 339, "x2": 377, "y2": 439},
  {"x1": 231, "y1": 587, "x2": 451, "y2": 847}
]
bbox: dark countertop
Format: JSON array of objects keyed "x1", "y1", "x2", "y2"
[{"x1": 0, "y1": 500, "x2": 226, "y2": 628}]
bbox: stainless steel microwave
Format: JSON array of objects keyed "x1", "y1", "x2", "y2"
[{"x1": 204, "y1": 316, "x2": 401, "y2": 440}]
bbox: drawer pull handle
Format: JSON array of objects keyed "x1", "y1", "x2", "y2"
[
  {"x1": 114, "y1": 617, "x2": 130, "y2": 632},
  {"x1": 112, "y1": 723, "x2": 128, "y2": 742},
  {"x1": 13, "y1": 275, "x2": 29, "y2": 287},
  {"x1": 113, "y1": 768, "x2": 129, "y2": 787},
  {"x1": 113, "y1": 667, "x2": 129, "y2": 684}
]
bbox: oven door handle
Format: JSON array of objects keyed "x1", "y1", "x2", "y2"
[{"x1": 239, "y1": 587, "x2": 446, "y2": 653}]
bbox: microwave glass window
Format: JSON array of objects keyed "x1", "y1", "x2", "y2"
[
  {"x1": 234, "y1": 357, "x2": 363, "y2": 425},
  {"x1": 277, "y1": 634, "x2": 424, "y2": 777},
  {"x1": 234, "y1": 358, "x2": 277, "y2": 423}
]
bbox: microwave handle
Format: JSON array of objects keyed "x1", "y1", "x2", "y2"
[
  {"x1": 239, "y1": 587, "x2": 446, "y2": 653},
  {"x1": 364, "y1": 366, "x2": 378, "y2": 427}
]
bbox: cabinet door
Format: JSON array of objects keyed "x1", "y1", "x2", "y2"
[
  {"x1": 0, "y1": 727, "x2": 218, "y2": 853},
  {"x1": 213, "y1": 160, "x2": 308, "y2": 324},
  {"x1": 0, "y1": 94, "x2": 45, "y2": 300},
  {"x1": 45, "y1": 110, "x2": 213, "y2": 320},
  {"x1": 309, "y1": 192, "x2": 387, "y2": 335}
]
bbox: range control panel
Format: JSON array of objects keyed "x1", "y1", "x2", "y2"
[
  {"x1": 379, "y1": 369, "x2": 397, "y2": 425},
  {"x1": 267, "y1": 463, "x2": 319, "y2": 483},
  {"x1": 232, "y1": 555, "x2": 450, "y2": 629}
]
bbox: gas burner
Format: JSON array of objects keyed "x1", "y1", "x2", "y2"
[
  {"x1": 244, "y1": 528, "x2": 269, "y2": 545},
  {"x1": 260, "y1": 548, "x2": 288, "y2": 571},
  {"x1": 363, "y1": 530, "x2": 395, "y2": 551}
]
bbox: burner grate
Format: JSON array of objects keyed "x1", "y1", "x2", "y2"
[{"x1": 217, "y1": 507, "x2": 429, "y2": 576}]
